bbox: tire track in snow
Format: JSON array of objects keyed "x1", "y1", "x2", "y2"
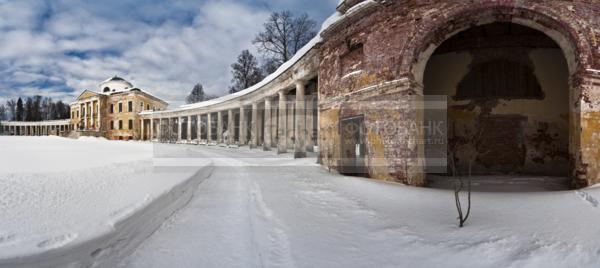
[
  {"x1": 248, "y1": 180, "x2": 296, "y2": 268},
  {"x1": 190, "y1": 146, "x2": 296, "y2": 268}
]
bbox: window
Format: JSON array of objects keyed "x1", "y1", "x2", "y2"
[
  {"x1": 110, "y1": 104, "x2": 114, "y2": 114},
  {"x1": 110, "y1": 121, "x2": 114, "y2": 130},
  {"x1": 128, "y1": 101, "x2": 133, "y2": 112},
  {"x1": 128, "y1": 119, "x2": 133, "y2": 130},
  {"x1": 147, "y1": 104, "x2": 150, "y2": 110},
  {"x1": 118, "y1": 103, "x2": 123, "y2": 113},
  {"x1": 103, "y1": 87, "x2": 110, "y2": 93},
  {"x1": 140, "y1": 102, "x2": 144, "y2": 110},
  {"x1": 119, "y1": 120, "x2": 123, "y2": 130},
  {"x1": 77, "y1": 111, "x2": 79, "y2": 118}
]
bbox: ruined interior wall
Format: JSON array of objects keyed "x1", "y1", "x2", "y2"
[{"x1": 424, "y1": 48, "x2": 569, "y2": 176}]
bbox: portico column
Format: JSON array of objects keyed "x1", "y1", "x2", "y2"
[
  {"x1": 197, "y1": 115, "x2": 202, "y2": 142},
  {"x1": 177, "y1": 117, "x2": 182, "y2": 142},
  {"x1": 81, "y1": 102, "x2": 88, "y2": 130},
  {"x1": 217, "y1": 111, "x2": 223, "y2": 143},
  {"x1": 228, "y1": 109, "x2": 235, "y2": 145},
  {"x1": 287, "y1": 101, "x2": 294, "y2": 149},
  {"x1": 187, "y1": 115, "x2": 192, "y2": 142},
  {"x1": 97, "y1": 101, "x2": 101, "y2": 131},
  {"x1": 150, "y1": 118, "x2": 154, "y2": 141},
  {"x1": 239, "y1": 106, "x2": 247, "y2": 145},
  {"x1": 263, "y1": 98, "x2": 272, "y2": 151},
  {"x1": 141, "y1": 119, "x2": 145, "y2": 141},
  {"x1": 207, "y1": 113, "x2": 213, "y2": 143},
  {"x1": 90, "y1": 101, "x2": 94, "y2": 130},
  {"x1": 158, "y1": 118, "x2": 162, "y2": 141},
  {"x1": 306, "y1": 95, "x2": 315, "y2": 152},
  {"x1": 249, "y1": 102, "x2": 258, "y2": 148},
  {"x1": 294, "y1": 81, "x2": 307, "y2": 158},
  {"x1": 277, "y1": 91, "x2": 287, "y2": 154},
  {"x1": 166, "y1": 118, "x2": 171, "y2": 142}
]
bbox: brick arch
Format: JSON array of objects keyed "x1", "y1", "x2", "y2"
[{"x1": 405, "y1": 4, "x2": 593, "y2": 87}]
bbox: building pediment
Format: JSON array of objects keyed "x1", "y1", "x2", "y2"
[{"x1": 76, "y1": 90, "x2": 100, "y2": 101}]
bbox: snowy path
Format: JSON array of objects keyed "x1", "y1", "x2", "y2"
[{"x1": 120, "y1": 145, "x2": 600, "y2": 268}]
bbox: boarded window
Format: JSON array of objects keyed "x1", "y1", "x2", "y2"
[{"x1": 340, "y1": 42, "x2": 364, "y2": 76}]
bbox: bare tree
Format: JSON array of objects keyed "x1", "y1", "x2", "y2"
[
  {"x1": 449, "y1": 155, "x2": 472, "y2": 228},
  {"x1": 253, "y1": 11, "x2": 317, "y2": 73},
  {"x1": 6, "y1": 99, "x2": 16, "y2": 120},
  {"x1": 229, "y1": 50, "x2": 264, "y2": 93}
]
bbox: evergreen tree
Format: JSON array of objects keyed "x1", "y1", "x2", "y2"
[
  {"x1": 15, "y1": 98, "x2": 24, "y2": 121},
  {"x1": 25, "y1": 97, "x2": 34, "y2": 121},
  {"x1": 229, "y1": 50, "x2": 264, "y2": 93},
  {"x1": 186, "y1": 83, "x2": 206, "y2": 104}
]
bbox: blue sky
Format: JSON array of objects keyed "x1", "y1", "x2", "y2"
[{"x1": 0, "y1": 0, "x2": 337, "y2": 106}]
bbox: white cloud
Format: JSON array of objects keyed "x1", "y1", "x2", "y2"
[{"x1": 0, "y1": 0, "x2": 335, "y2": 106}]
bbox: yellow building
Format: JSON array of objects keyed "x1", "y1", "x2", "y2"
[{"x1": 70, "y1": 76, "x2": 168, "y2": 140}]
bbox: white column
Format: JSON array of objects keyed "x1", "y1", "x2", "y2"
[
  {"x1": 277, "y1": 91, "x2": 287, "y2": 154},
  {"x1": 148, "y1": 118, "x2": 154, "y2": 141},
  {"x1": 228, "y1": 109, "x2": 235, "y2": 145},
  {"x1": 177, "y1": 117, "x2": 182, "y2": 142},
  {"x1": 140, "y1": 119, "x2": 145, "y2": 141},
  {"x1": 294, "y1": 81, "x2": 307, "y2": 158},
  {"x1": 197, "y1": 115, "x2": 202, "y2": 142},
  {"x1": 263, "y1": 98, "x2": 272, "y2": 151},
  {"x1": 217, "y1": 111, "x2": 223, "y2": 143},
  {"x1": 207, "y1": 113, "x2": 213, "y2": 142},
  {"x1": 250, "y1": 102, "x2": 258, "y2": 148},
  {"x1": 187, "y1": 115, "x2": 192, "y2": 142},
  {"x1": 90, "y1": 101, "x2": 94, "y2": 129},
  {"x1": 158, "y1": 118, "x2": 162, "y2": 141},
  {"x1": 287, "y1": 101, "x2": 294, "y2": 149},
  {"x1": 239, "y1": 106, "x2": 246, "y2": 145},
  {"x1": 97, "y1": 100, "x2": 101, "y2": 131},
  {"x1": 306, "y1": 95, "x2": 315, "y2": 152},
  {"x1": 84, "y1": 103, "x2": 88, "y2": 130}
]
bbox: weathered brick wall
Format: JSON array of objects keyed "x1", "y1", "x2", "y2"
[{"x1": 318, "y1": 0, "x2": 600, "y2": 186}]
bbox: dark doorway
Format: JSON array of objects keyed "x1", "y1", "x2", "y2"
[{"x1": 340, "y1": 116, "x2": 367, "y2": 177}]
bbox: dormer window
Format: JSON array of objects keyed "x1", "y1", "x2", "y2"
[{"x1": 103, "y1": 87, "x2": 110, "y2": 93}]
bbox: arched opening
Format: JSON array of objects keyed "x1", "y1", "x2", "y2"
[
  {"x1": 423, "y1": 22, "x2": 571, "y2": 191},
  {"x1": 103, "y1": 87, "x2": 110, "y2": 93}
]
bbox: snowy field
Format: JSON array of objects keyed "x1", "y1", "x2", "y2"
[
  {"x1": 3, "y1": 137, "x2": 600, "y2": 267},
  {"x1": 0, "y1": 136, "x2": 210, "y2": 267},
  {"x1": 122, "y1": 146, "x2": 600, "y2": 268}
]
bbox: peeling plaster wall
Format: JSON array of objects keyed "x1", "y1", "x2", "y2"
[
  {"x1": 318, "y1": 0, "x2": 600, "y2": 187},
  {"x1": 424, "y1": 48, "x2": 570, "y2": 176}
]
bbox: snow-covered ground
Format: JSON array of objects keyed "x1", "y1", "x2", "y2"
[
  {"x1": 121, "y1": 145, "x2": 600, "y2": 268},
  {"x1": 3, "y1": 137, "x2": 600, "y2": 267},
  {"x1": 0, "y1": 136, "x2": 210, "y2": 267}
]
